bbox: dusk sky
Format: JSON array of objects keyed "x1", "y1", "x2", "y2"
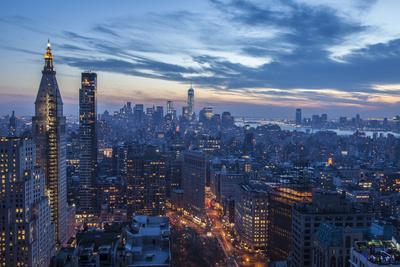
[{"x1": 1, "y1": 0, "x2": 400, "y2": 118}]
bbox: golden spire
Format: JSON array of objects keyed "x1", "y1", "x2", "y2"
[
  {"x1": 44, "y1": 39, "x2": 52, "y2": 59},
  {"x1": 44, "y1": 39, "x2": 54, "y2": 70}
]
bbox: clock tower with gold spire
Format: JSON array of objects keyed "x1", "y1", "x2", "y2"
[{"x1": 32, "y1": 41, "x2": 67, "y2": 246}]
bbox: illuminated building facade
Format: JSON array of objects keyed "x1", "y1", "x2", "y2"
[
  {"x1": 234, "y1": 181, "x2": 269, "y2": 252},
  {"x1": 0, "y1": 137, "x2": 55, "y2": 267},
  {"x1": 125, "y1": 145, "x2": 167, "y2": 216},
  {"x1": 267, "y1": 186, "x2": 312, "y2": 261},
  {"x1": 379, "y1": 172, "x2": 400, "y2": 194},
  {"x1": 78, "y1": 72, "x2": 98, "y2": 213},
  {"x1": 32, "y1": 42, "x2": 68, "y2": 245}
]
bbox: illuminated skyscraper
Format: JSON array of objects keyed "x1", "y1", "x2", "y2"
[
  {"x1": 187, "y1": 84, "x2": 194, "y2": 116},
  {"x1": 78, "y1": 72, "x2": 98, "y2": 213},
  {"x1": 0, "y1": 137, "x2": 55, "y2": 267},
  {"x1": 125, "y1": 145, "x2": 167, "y2": 216},
  {"x1": 32, "y1": 41, "x2": 68, "y2": 245}
]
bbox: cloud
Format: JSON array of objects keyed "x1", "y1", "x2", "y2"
[
  {"x1": 93, "y1": 25, "x2": 120, "y2": 37},
  {"x1": 3, "y1": 0, "x2": 400, "y2": 113}
]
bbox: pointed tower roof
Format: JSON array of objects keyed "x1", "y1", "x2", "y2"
[
  {"x1": 35, "y1": 40, "x2": 63, "y2": 114},
  {"x1": 43, "y1": 39, "x2": 54, "y2": 71},
  {"x1": 188, "y1": 82, "x2": 194, "y2": 94}
]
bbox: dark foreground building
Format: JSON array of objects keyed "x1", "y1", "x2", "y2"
[{"x1": 78, "y1": 72, "x2": 98, "y2": 213}]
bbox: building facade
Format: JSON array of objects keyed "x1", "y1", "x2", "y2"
[
  {"x1": 0, "y1": 137, "x2": 55, "y2": 267},
  {"x1": 296, "y1": 108, "x2": 302, "y2": 125},
  {"x1": 182, "y1": 150, "x2": 206, "y2": 219},
  {"x1": 268, "y1": 186, "x2": 312, "y2": 262},
  {"x1": 290, "y1": 191, "x2": 374, "y2": 267},
  {"x1": 32, "y1": 42, "x2": 68, "y2": 245},
  {"x1": 125, "y1": 145, "x2": 167, "y2": 216},
  {"x1": 187, "y1": 85, "x2": 194, "y2": 117},
  {"x1": 78, "y1": 72, "x2": 98, "y2": 213},
  {"x1": 234, "y1": 181, "x2": 269, "y2": 252}
]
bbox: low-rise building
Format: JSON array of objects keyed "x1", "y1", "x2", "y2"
[
  {"x1": 350, "y1": 239, "x2": 400, "y2": 267},
  {"x1": 123, "y1": 215, "x2": 171, "y2": 267}
]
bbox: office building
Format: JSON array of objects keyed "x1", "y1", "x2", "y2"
[
  {"x1": 32, "y1": 42, "x2": 68, "y2": 245},
  {"x1": 212, "y1": 167, "x2": 244, "y2": 205},
  {"x1": 125, "y1": 145, "x2": 167, "y2": 216},
  {"x1": 234, "y1": 181, "x2": 269, "y2": 252},
  {"x1": 296, "y1": 108, "x2": 302, "y2": 125},
  {"x1": 0, "y1": 137, "x2": 55, "y2": 267},
  {"x1": 290, "y1": 190, "x2": 374, "y2": 267},
  {"x1": 182, "y1": 150, "x2": 206, "y2": 219},
  {"x1": 187, "y1": 85, "x2": 194, "y2": 117},
  {"x1": 312, "y1": 223, "x2": 365, "y2": 267},
  {"x1": 268, "y1": 186, "x2": 312, "y2": 261},
  {"x1": 8, "y1": 111, "x2": 16, "y2": 136},
  {"x1": 78, "y1": 72, "x2": 98, "y2": 213},
  {"x1": 166, "y1": 100, "x2": 176, "y2": 119}
]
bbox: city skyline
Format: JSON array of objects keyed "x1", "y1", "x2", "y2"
[
  {"x1": 2, "y1": 2, "x2": 400, "y2": 267},
  {"x1": 1, "y1": 0, "x2": 400, "y2": 118}
]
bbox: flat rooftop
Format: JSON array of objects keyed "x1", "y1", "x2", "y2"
[{"x1": 354, "y1": 240, "x2": 400, "y2": 265}]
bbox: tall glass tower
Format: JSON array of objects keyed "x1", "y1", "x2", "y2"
[
  {"x1": 32, "y1": 41, "x2": 67, "y2": 246},
  {"x1": 188, "y1": 84, "x2": 194, "y2": 116},
  {"x1": 78, "y1": 72, "x2": 98, "y2": 213}
]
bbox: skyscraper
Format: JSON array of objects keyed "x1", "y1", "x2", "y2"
[
  {"x1": 32, "y1": 41, "x2": 68, "y2": 245},
  {"x1": 187, "y1": 84, "x2": 194, "y2": 116},
  {"x1": 234, "y1": 181, "x2": 269, "y2": 252},
  {"x1": 0, "y1": 137, "x2": 55, "y2": 267},
  {"x1": 125, "y1": 144, "x2": 167, "y2": 216},
  {"x1": 8, "y1": 110, "x2": 16, "y2": 136},
  {"x1": 78, "y1": 72, "x2": 98, "y2": 213},
  {"x1": 267, "y1": 186, "x2": 312, "y2": 261},
  {"x1": 166, "y1": 100, "x2": 174, "y2": 115},
  {"x1": 182, "y1": 150, "x2": 206, "y2": 218},
  {"x1": 295, "y1": 108, "x2": 302, "y2": 125}
]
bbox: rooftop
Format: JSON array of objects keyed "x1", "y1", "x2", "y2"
[
  {"x1": 124, "y1": 215, "x2": 171, "y2": 267},
  {"x1": 354, "y1": 239, "x2": 400, "y2": 265}
]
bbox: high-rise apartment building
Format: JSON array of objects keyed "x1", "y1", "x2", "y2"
[
  {"x1": 78, "y1": 72, "x2": 98, "y2": 213},
  {"x1": 32, "y1": 42, "x2": 68, "y2": 245},
  {"x1": 0, "y1": 137, "x2": 55, "y2": 267}
]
